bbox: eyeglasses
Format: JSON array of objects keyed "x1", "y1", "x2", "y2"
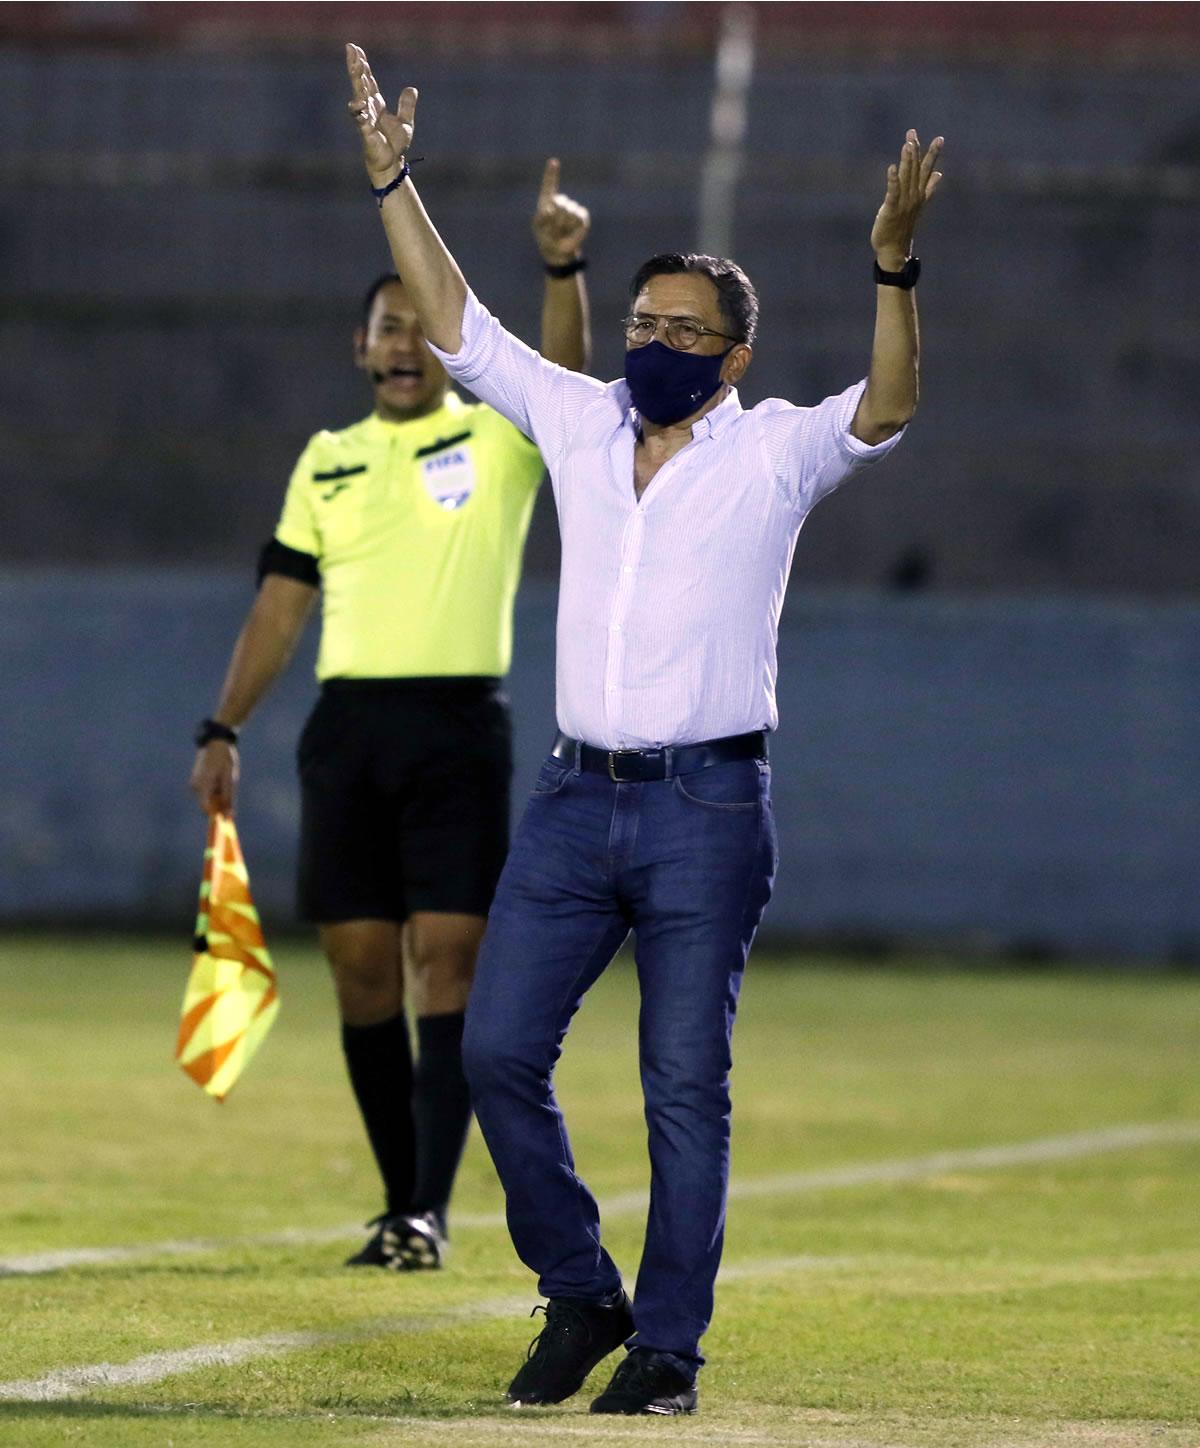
[{"x1": 621, "y1": 313, "x2": 741, "y2": 352}]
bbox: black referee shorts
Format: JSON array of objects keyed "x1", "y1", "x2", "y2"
[{"x1": 296, "y1": 677, "x2": 512, "y2": 925}]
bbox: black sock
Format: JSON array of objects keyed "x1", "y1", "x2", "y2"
[
  {"x1": 411, "y1": 1010, "x2": 472, "y2": 1231},
  {"x1": 341, "y1": 1013, "x2": 415, "y2": 1217}
]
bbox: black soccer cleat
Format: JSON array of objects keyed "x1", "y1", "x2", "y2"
[
  {"x1": 344, "y1": 1210, "x2": 446, "y2": 1270},
  {"x1": 505, "y1": 1291, "x2": 635, "y2": 1406},
  {"x1": 589, "y1": 1349, "x2": 698, "y2": 1415},
  {"x1": 345, "y1": 1212, "x2": 395, "y2": 1268},
  {"x1": 382, "y1": 1210, "x2": 447, "y2": 1271}
]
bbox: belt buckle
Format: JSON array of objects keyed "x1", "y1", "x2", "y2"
[{"x1": 607, "y1": 750, "x2": 637, "y2": 783}]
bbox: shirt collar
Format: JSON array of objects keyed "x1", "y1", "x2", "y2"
[{"x1": 691, "y1": 386, "x2": 742, "y2": 440}]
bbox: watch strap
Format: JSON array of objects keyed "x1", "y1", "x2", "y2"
[
  {"x1": 544, "y1": 256, "x2": 588, "y2": 279},
  {"x1": 874, "y1": 255, "x2": 921, "y2": 290},
  {"x1": 195, "y1": 718, "x2": 239, "y2": 748}
]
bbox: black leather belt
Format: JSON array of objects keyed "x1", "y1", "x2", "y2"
[{"x1": 551, "y1": 729, "x2": 767, "y2": 783}]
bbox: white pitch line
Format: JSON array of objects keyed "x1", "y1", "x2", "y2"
[
  {"x1": 726, "y1": 1118, "x2": 1200, "y2": 1202},
  {"x1": 0, "y1": 1223, "x2": 381, "y2": 1278},
  {"x1": 0, "y1": 1294, "x2": 529, "y2": 1403},
  {"x1": 0, "y1": 1258, "x2": 838, "y2": 1405},
  {"x1": 2, "y1": 1119, "x2": 1197, "y2": 1279}
]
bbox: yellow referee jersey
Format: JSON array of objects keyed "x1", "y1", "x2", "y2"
[{"x1": 274, "y1": 393, "x2": 544, "y2": 680}]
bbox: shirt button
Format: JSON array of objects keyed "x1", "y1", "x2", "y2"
[{"x1": 622, "y1": 566, "x2": 633, "y2": 574}]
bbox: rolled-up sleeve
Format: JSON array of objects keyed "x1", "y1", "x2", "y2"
[
  {"x1": 429, "y1": 290, "x2": 605, "y2": 472},
  {"x1": 758, "y1": 379, "x2": 906, "y2": 515}
]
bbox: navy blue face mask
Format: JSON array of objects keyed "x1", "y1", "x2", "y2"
[{"x1": 624, "y1": 339, "x2": 732, "y2": 427}]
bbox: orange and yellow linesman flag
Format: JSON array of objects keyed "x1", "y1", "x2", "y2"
[{"x1": 176, "y1": 813, "x2": 279, "y2": 1101}]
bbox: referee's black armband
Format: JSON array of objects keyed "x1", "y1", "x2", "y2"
[{"x1": 256, "y1": 537, "x2": 320, "y2": 590}]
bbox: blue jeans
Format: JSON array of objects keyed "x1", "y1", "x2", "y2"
[{"x1": 462, "y1": 748, "x2": 777, "y2": 1367}]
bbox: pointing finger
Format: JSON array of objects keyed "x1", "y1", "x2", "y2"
[{"x1": 538, "y1": 157, "x2": 561, "y2": 209}]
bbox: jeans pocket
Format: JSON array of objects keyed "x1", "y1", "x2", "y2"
[
  {"x1": 673, "y1": 759, "x2": 762, "y2": 811},
  {"x1": 531, "y1": 755, "x2": 573, "y2": 796}
]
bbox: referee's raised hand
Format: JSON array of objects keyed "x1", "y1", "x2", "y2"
[
  {"x1": 532, "y1": 159, "x2": 591, "y2": 268},
  {"x1": 346, "y1": 43, "x2": 416, "y2": 187}
]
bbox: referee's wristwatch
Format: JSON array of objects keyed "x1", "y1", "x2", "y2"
[
  {"x1": 873, "y1": 255, "x2": 921, "y2": 289},
  {"x1": 195, "y1": 718, "x2": 239, "y2": 748}
]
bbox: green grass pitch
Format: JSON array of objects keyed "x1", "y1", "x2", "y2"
[{"x1": 1, "y1": 935, "x2": 1198, "y2": 1447}]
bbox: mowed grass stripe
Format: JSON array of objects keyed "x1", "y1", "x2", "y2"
[
  {"x1": 0, "y1": 1256, "x2": 858, "y2": 1404},
  {"x1": 5, "y1": 1407, "x2": 1193, "y2": 1448},
  {"x1": 3, "y1": 1118, "x2": 1198, "y2": 1279},
  {"x1": 26, "y1": 1248, "x2": 1179, "y2": 1413},
  {"x1": 5, "y1": 1249, "x2": 1196, "y2": 1420},
  {"x1": 208, "y1": 1414, "x2": 1200, "y2": 1448}
]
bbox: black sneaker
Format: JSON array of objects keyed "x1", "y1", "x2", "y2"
[
  {"x1": 590, "y1": 1349, "x2": 698, "y2": 1415},
  {"x1": 383, "y1": 1210, "x2": 446, "y2": 1271},
  {"x1": 506, "y1": 1291, "x2": 635, "y2": 1406},
  {"x1": 344, "y1": 1211, "x2": 446, "y2": 1270}
]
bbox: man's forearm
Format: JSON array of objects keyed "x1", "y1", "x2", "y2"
[
  {"x1": 345, "y1": 50, "x2": 468, "y2": 353},
  {"x1": 853, "y1": 280, "x2": 919, "y2": 445},
  {"x1": 854, "y1": 126, "x2": 942, "y2": 444},
  {"x1": 540, "y1": 271, "x2": 591, "y2": 373},
  {"x1": 211, "y1": 578, "x2": 316, "y2": 727},
  {"x1": 376, "y1": 178, "x2": 469, "y2": 355}
]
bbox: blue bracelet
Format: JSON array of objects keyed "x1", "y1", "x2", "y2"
[{"x1": 371, "y1": 160, "x2": 410, "y2": 207}]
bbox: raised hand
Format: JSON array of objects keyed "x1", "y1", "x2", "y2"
[
  {"x1": 871, "y1": 129, "x2": 944, "y2": 269},
  {"x1": 345, "y1": 42, "x2": 416, "y2": 186},
  {"x1": 532, "y1": 158, "x2": 591, "y2": 267}
]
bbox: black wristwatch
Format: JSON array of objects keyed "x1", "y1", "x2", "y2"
[
  {"x1": 195, "y1": 718, "x2": 239, "y2": 748},
  {"x1": 874, "y1": 255, "x2": 921, "y2": 290},
  {"x1": 544, "y1": 256, "x2": 588, "y2": 279}
]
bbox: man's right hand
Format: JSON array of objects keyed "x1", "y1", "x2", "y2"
[
  {"x1": 346, "y1": 43, "x2": 417, "y2": 187},
  {"x1": 190, "y1": 740, "x2": 239, "y2": 818}
]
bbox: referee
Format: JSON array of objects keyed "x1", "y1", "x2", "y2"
[{"x1": 189, "y1": 163, "x2": 592, "y2": 1270}]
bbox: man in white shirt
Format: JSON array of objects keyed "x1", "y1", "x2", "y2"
[{"x1": 345, "y1": 43, "x2": 943, "y2": 1416}]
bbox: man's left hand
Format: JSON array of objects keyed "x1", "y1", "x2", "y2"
[
  {"x1": 346, "y1": 42, "x2": 416, "y2": 188},
  {"x1": 871, "y1": 130, "x2": 944, "y2": 271},
  {"x1": 533, "y1": 158, "x2": 591, "y2": 267}
]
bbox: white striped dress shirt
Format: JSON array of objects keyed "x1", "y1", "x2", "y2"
[{"x1": 430, "y1": 292, "x2": 904, "y2": 750}]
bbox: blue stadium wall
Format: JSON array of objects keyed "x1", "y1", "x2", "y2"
[{"x1": 4, "y1": 571, "x2": 1197, "y2": 964}]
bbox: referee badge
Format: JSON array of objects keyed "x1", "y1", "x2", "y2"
[{"x1": 420, "y1": 446, "x2": 476, "y2": 511}]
